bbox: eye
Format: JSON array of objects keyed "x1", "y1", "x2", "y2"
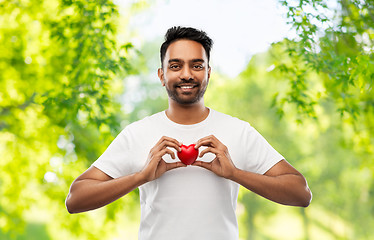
[
  {"x1": 169, "y1": 64, "x2": 181, "y2": 70},
  {"x1": 193, "y1": 64, "x2": 204, "y2": 70}
]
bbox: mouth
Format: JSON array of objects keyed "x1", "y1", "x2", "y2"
[
  {"x1": 176, "y1": 83, "x2": 199, "y2": 90},
  {"x1": 179, "y1": 85, "x2": 195, "y2": 89}
]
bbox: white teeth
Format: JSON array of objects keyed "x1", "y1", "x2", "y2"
[{"x1": 180, "y1": 86, "x2": 193, "y2": 89}]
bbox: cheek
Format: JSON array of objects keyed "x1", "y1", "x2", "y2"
[
  {"x1": 164, "y1": 72, "x2": 178, "y2": 83},
  {"x1": 198, "y1": 72, "x2": 209, "y2": 83},
  {"x1": 162, "y1": 77, "x2": 175, "y2": 88}
]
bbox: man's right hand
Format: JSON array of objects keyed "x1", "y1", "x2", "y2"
[
  {"x1": 140, "y1": 136, "x2": 186, "y2": 182},
  {"x1": 66, "y1": 136, "x2": 186, "y2": 214}
]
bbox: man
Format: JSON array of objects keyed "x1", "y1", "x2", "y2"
[{"x1": 66, "y1": 26, "x2": 312, "y2": 240}]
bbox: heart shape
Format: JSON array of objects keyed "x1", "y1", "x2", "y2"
[{"x1": 177, "y1": 144, "x2": 199, "y2": 165}]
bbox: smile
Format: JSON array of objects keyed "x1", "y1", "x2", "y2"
[
  {"x1": 176, "y1": 83, "x2": 199, "y2": 89},
  {"x1": 180, "y1": 86, "x2": 194, "y2": 89}
]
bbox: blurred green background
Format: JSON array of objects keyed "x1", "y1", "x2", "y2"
[{"x1": 1, "y1": 0, "x2": 373, "y2": 239}]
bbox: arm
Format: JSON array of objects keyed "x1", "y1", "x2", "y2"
[
  {"x1": 230, "y1": 160, "x2": 312, "y2": 207},
  {"x1": 65, "y1": 166, "x2": 145, "y2": 214},
  {"x1": 65, "y1": 136, "x2": 186, "y2": 214},
  {"x1": 193, "y1": 135, "x2": 312, "y2": 207}
]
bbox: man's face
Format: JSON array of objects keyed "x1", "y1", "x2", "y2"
[{"x1": 158, "y1": 39, "x2": 211, "y2": 105}]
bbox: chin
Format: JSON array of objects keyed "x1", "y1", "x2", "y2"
[{"x1": 167, "y1": 87, "x2": 206, "y2": 105}]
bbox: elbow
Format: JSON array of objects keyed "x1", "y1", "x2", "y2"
[
  {"x1": 299, "y1": 187, "x2": 312, "y2": 208},
  {"x1": 295, "y1": 176, "x2": 312, "y2": 207},
  {"x1": 300, "y1": 199, "x2": 311, "y2": 208},
  {"x1": 66, "y1": 206, "x2": 75, "y2": 215},
  {"x1": 65, "y1": 194, "x2": 78, "y2": 214}
]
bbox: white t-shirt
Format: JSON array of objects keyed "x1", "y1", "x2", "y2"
[{"x1": 92, "y1": 109, "x2": 284, "y2": 240}]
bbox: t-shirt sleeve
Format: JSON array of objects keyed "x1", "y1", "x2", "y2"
[
  {"x1": 91, "y1": 127, "x2": 136, "y2": 179},
  {"x1": 243, "y1": 123, "x2": 284, "y2": 174}
]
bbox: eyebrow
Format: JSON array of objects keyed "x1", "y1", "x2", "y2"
[
  {"x1": 168, "y1": 58, "x2": 205, "y2": 64},
  {"x1": 192, "y1": 59, "x2": 205, "y2": 63}
]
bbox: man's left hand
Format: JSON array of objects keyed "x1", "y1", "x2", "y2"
[{"x1": 193, "y1": 135, "x2": 237, "y2": 179}]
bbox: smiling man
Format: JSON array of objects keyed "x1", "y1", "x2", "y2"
[
  {"x1": 65, "y1": 26, "x2": 312, "y2": 240},
  {"x1": 160, "y1": 39, "x2": 209, "y2": 106}
]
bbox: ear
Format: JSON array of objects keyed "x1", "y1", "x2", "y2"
[
  {"x1": 207, "y1": 66, "x2": 211, "y2": 80},
  {"x1": 158, "y1": 68, "x2": 165, "y2": 86}
]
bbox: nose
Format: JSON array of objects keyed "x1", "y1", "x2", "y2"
[{"x1": 180, "y1": 66, "x2": 193, "y2": 81}]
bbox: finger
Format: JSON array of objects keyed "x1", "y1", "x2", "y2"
[
  {"x1": 199, "y1": 147, "x2": 219, "y2": 158},
  {"x1": 165, "y1": 162, "x2": 187, "y2": 171},
  {"x1": 154, "y1": 148, "x2": 176, "y2": 160},
  {"x1": 158, "y1": 138, "x2": 182, "y2": 152},
  {"x1": 153, "y1": 140, "x2": 180, "y2": 153},
  {"x1": 162, "y1": 148, "x2": 176, "y2": 159},
  {"x1": 155, "y1": 136, "x2": 181, "y2": 148},
  {"x1": 161, "y1": 136, "x2": 182, "y2": 147},
  {"x1": 195, "y1": 135, "x2": 219, "y2": 149},
  {"x1": 192, "y1": 160, "x2": 212, "y2": 170},
  {"x1": 195, "y1": 139, "x2": 215, "y2": 149}
]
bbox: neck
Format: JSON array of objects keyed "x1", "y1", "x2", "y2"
[{"x1": 165, "y1": 99, "x2": 209, "y2": 125}]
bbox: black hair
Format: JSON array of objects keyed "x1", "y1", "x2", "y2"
[{"x1": 160, "y1": 26, "x2": 213, "y2": 67}]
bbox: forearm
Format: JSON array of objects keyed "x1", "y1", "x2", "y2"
[
  {"x1": 230, "y1": 168, "x2": 312, "y2": 207},
  {"x1": 66, "y1": 172, "x2": 146, "y2": 213}
]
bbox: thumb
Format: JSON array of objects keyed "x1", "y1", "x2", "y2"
[{"x1": 192, "y1": 161, "x2": 212, "y2": 170}]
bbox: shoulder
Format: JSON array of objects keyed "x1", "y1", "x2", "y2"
[
  {"x1": 210, "y1": 109, "x2": 252, "y2": 129},
  {"x1": 120, "y1": 111, "x2": 164, "y2": 135}
]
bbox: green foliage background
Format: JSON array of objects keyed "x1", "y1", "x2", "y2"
[{"x1": 1, "y1": 0, "x2": 373, "y2": 239}]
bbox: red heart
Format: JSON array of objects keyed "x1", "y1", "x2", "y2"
[{"x1": 177, "y1": 144, "x2": 199, "y2": 165}]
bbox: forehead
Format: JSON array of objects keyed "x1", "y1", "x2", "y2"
[{"x1": 164, "y1": 39, "x2": 207, "y2": 63}]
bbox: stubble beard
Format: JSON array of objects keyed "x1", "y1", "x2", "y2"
[{"x1": 165, "y1": 81, "x2": 208, "y2": 105}]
